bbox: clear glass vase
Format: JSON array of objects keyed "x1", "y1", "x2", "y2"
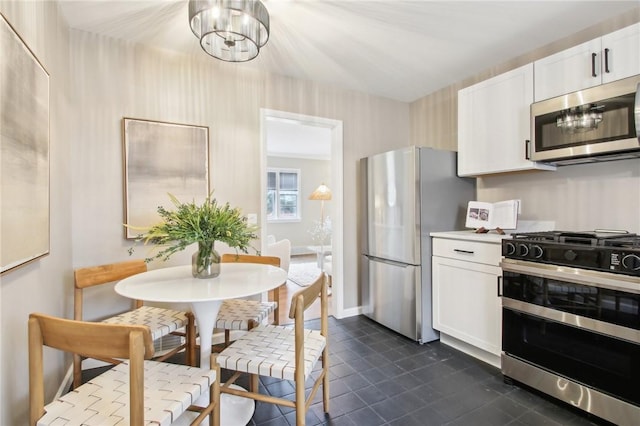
[{"x1": 192, "y1": 241, "x2": 220, "y2": 278}]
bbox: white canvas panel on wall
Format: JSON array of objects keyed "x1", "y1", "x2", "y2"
[
  {"x1": 122, "y1": 117, "x2": 210, "y2": 239},
  {"x1": 1, "y1": 13, "x2": 50, "y2": 274}
]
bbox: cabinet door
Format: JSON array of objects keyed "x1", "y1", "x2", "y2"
[
  {"x1": 534, "y1": 38, "x2": 602, "y2": 101},
  {"x1": 457, "y1": 63, "x2": 553, "y2": 177},
  {"x1": 602, "y1": 23, "x2": 640, "y2": 84},
  {"x1": 432, "y1": 255, "x2": 502, "y2": 356}
]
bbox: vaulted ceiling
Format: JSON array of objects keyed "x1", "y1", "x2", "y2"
[{"x1": 59, "y1": 0, "x2": 639, "y2": 103}]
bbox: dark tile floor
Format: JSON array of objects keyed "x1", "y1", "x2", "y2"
[
  {"x1": 240, "y1": 315, "x2": 612, "y2": 426},
  {"x1": 81, "y1": 314, "x2": 613, "y2": 425}
]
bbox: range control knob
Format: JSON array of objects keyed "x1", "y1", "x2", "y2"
[
  {"x1": 565, "y1": 250, "x2": 577, "y2": 261},
  {"x1": 532, "y1": 245, "x2": 543, "y2": 259},
  {"x1": 517, "y1": 244, "x2": 529, "y2": 257},
  {"x1": 622, "y1": 254, "x2": 640, "y2": 271},
  {"x1": 504, "y1": 242, "x2": 516, "y2": 256}
]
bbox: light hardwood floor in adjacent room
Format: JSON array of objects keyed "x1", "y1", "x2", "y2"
[{"x1": 271, "y1": 254, "x2": 331, "y2": 324}]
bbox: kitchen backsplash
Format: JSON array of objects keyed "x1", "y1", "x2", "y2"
[{"x1": 477, "y1": 158, "x2": 640, "y2": 234}]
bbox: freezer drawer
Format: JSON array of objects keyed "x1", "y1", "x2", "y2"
[{"x1": 365, "y1": 256, "x2": 421, "y2": 341}]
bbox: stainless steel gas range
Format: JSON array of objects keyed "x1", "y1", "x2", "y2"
[{"x1": 499, "y1": 230, "x2": 640, "y2": 426}]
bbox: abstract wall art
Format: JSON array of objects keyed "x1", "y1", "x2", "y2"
[
  {"x1": 1, "y1": 13, "x2": 50, "y2": 274},
  {"x1": 122, "y1": 118, "x2": 210, "y2": 239}
]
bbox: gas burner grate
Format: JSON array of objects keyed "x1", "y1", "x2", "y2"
[
  {"x1": 510, "y1": 230, "x2": 638, "y2": 246},
  {"x1": 602, "y1": 237, "x2": 640, "y2": 249}
]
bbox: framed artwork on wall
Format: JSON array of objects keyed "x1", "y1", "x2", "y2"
[
  {"x1": 1, "y1": 13, "x2": 50, "y2": 274},
  {"x1": 122, "y1": 118, "x2": 210, "y2": 239}
]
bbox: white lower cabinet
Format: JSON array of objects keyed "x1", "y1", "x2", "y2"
[{"x1": 432, "y1": 235, "x2": 503, "y2": 368}]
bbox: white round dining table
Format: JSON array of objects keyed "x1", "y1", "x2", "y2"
[{"x1": 115, "y1": 262, "x2": 288, "y2": 426}]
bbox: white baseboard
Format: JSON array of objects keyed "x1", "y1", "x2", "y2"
[{"x1": 335, "y1": 305, "x2": 362, "y2": 319}]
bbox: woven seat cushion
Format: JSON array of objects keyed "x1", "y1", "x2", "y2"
[
  {"x1": 37, "y1": 361, "x2": 216, "y2": 425},
  {"x1": 215, "y1": 299, "x2": 277, "y2": 331},
  {"x1": 217, "y1": 324, "x2": 326, "y2": 381},
  {"x1": 102, "y1": 306, "x2": 189, "y2": 341}
]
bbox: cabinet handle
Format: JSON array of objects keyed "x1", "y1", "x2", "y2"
[
  {"x1": 453, "y1": 249, "x2": 474, "y2": 254},
  {"x1": 591, "y1": 53, "x2": 598, "y2": 77},
  {"x1": 525, "y1": 139, "x2": 531, "y2": 160},
  {"x1": 497, "y1": 276, "x2": 503, "y2": 297},
  {"x1": 604, "y1": 48, "x2": 610, "y2": 73}
]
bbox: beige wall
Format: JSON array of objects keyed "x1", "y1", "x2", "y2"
[
  {"x1": 266, "y1": 156, "x2": 332, "y2": 251},
  {"x1": 0, "y1": 1, "x2": 73, "y2": 424},
  {"x1": 478, "y1": 160, "x2": 640, "y2": 231},
  {"x1": 68, "y1": 31, "x2": 409, "y2": 317}
]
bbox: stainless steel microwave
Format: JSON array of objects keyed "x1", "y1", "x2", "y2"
[{"x1": 530, "y1": 74, "x2": 640, "y2": 165}]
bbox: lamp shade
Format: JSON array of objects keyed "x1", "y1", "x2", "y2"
[{"x1": 309, "y1": 184, "x2": 332, "y2": 201}]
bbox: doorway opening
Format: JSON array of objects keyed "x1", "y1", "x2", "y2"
[{"x1": 260, "y1": 109, "x2": 344, "y2": 321}]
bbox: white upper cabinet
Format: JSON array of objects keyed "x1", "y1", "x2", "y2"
[
  {"x1": 534, "y1": 38, "x2": 602, "y2": 101},
  {"x1": 457, "y1": 63, "x2": 555, "y2": 177},
  {"x1": 601, "y1": 23, "x2": 640, "y2": 84},
  {"x1": 534, "y1": 23, "x2": 640, "y2": 101}
]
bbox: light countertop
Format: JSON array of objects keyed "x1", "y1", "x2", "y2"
[
  {"x1": 430, "y1": 230, "x2": 510, "y2": 244},
  {"x1": 430, "y1": 220, "x2": 556, "y2": 244}
]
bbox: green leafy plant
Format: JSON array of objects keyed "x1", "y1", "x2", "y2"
[{"x1": 128, "y1": 193, "x2": 259, "y2": 264}]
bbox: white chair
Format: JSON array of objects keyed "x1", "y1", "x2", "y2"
[
  {"x1": 29, "y1": 313, "x2": 219, "y2": 426},
  {"x1": 215, "y1": 272, "x2": 329, "y2": 426},
  {"x1": 215, "y1": 254, "x2": 285, "y2": 346},
  {"x1": 73, "y1": 260, "x2": 196, "y2": 389},
  {"x1": 264, "y1": 238, "x2": 291, "y2": 273},
  {"x1": 323, "y1": 254, "x2": 333, "y2": 288}
]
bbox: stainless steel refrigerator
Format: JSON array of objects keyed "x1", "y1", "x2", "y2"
[{"x1": 361, "y1": 146, "x2": 475, "y2": 343}]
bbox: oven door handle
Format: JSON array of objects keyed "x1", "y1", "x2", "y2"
[
  {"x1": 502, "y1": 298, "x2": 640, "y2": 344},
  {"x1": 500, "y1": 258, "x2": 640, "y2": 294}
]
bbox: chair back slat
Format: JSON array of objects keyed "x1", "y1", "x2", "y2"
[
  {"x1": 288, "y1": 273, "x2": 324, "y2": 319},
  {"x1": 74, "y1": 259, "x2": 147, "y2": 289},
  {"x1": 30, "y1": 313, "x2": 154, "y2": 360},
  {"x1": 221, "y1": 254, "x2": 280, "y2": 267}
]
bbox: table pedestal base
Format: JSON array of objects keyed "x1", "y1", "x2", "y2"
[
  {"x1": 172, "y1": 384, "x2": 254, "y2": 426},
  {"x1": 220, "y1": 385, "x2": 255, "y2": 425}
]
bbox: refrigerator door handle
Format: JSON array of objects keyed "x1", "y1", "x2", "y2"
[{"x1": 365, "y1": 255, "x2": 412, "y2": 268}]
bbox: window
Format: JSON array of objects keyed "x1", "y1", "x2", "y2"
[{"x1": 267, "y1": 168, "x2": 301, "y2": 221}]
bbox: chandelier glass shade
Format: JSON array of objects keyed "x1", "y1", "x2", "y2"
[{"x1": 188, "y1": 0, "x2": 270, "y2": 62}]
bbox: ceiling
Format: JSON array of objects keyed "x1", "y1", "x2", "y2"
[
  {"x1": 58, "y1": 1, "x2": 638, "y2": 158},
  {"x1": 266, "y1": 117, "x2": 332, "y2": 160},
  {"x1": 59, "y1": 0, "x2": 639, "y2": 103}
]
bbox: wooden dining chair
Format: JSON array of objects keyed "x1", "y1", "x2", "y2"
[
  {"x1": 29, "y1": 313, "x2": 219, "y2": 426},
  {"x1": 73, "y1": 259, "x2": 196, "y2": 389},
  {"x1": 214, "y1": 272, "x2": 329, "y2": 426},
  {"x1": 215, "y1": 254, "x2": 284, "y2": 346}
]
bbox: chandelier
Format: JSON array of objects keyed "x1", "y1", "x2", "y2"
[{"x1": 188, "y1": 0, "x2": 270, "y2": 62}]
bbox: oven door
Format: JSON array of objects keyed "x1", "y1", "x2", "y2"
[{"x1": 501, "y1": 259, "x2": 640, "y2": 407}]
